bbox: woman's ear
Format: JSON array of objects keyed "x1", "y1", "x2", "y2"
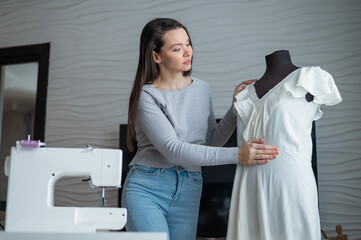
[{"x1": 152, "y1": 51, "x2": 161, "y2": 64}]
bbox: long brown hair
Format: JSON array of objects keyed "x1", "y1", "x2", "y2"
[{"x1": 127, "y1": 18, "x2": 193, "y2": 152}]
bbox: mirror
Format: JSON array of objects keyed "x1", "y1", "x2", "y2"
[
  {"x1": 0, "y1": 62, "x2": 38, "y2": 143},
  {"x1": 0, "y1": 43, "x2": 50, "y2": 215}
]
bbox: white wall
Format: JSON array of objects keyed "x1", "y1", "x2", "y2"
[{"x1": 0, "y1": 0, "x2": 360, "y2": 238}]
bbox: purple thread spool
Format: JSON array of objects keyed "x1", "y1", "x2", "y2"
[{"x1": 20, "y1": 140, "x2": 40, "y2": 148}]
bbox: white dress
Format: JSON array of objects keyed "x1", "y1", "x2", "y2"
[{"x1": 227, "y1": 66, "x2": 342, "y2": 240}]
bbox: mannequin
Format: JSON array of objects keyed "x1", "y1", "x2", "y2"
[
  {"x1": 228, "y1": 50, "x2": 342, "y2": 240},
  {"x1": 255, "y1": 50, "x2": 314, "y2": 102}
]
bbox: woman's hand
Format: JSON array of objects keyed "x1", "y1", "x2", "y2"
[
  {"x1": 233, "y1": 79, "x2": 257, "y2": 107},
  {"x1": 238, "y1": 139, "x2": 278, "y2": 165}
]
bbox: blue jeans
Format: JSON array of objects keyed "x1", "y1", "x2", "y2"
[{"x1": 121, "y1": 165, "x2": 203, "y2": 240}]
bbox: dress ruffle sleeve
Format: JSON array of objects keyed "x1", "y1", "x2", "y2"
[
  {"x1": 233, "y1": 85, "x2": 254, "y2": 124},
  {"x1": 283, "y1": 66, "x2": 342, "y2": 105},
  {"x1": 233, "y1": 85, "x2": 260, "y2": 141},
  {"x1": 282, "y1": 66, "x2": 342, "y2": 120}
]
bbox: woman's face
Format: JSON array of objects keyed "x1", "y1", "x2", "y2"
[{"x1": 153, "y1": 28, "x2": 193, "y2": 73}]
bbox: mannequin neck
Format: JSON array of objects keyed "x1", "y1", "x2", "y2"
[
  {"x1": 264, "y1": 50, "x2": 298, "y2": 73},
  {"x1": 254, "y1": 50, "x2": 299, "y2": 98}
]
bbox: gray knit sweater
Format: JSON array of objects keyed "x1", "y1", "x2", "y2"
[{"x1": 129, "y1": 76, "x2": 238, "y2": 172}]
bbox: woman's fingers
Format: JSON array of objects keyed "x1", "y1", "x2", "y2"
[
  {"x1": 240, "y1": 79, "x2": 257, "y2": 85},
  {"x1": 234, "y1": 80, "x2": 256, "y2": 93},
  {"x1": 253, "y1": 154, "x2": 277, "y2": 160},
  {"x1": 246, "y1": 159, "x2": 270, "y2": 165},
  {"x1": 248, "y1": 138, "x2": 264, "y2": 144},
  {"x1": 254, "y1": 149, "x2": 279, "y2": 155},
  {"x1": 233, "y1": 79, "x2": 257, "y2": 105},
  {"x1": 238, "y1": 139, "x2": 279, "y2": 165},
  {"x1": 254, "y1": 148, "x2": 279, "y2": 157},
  {"x1": 249, "y1": 139, "x2": 279, "y2": 152}
]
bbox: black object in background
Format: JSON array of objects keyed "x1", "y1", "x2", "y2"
[
  {"x1": 0, "y1": 201, "x2": 6, "y2": 211},
  {"x1": 196, "y1": 127, "x2": 237, "y2": 238}
]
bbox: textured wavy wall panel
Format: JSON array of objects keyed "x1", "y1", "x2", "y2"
[{"x1": 0, "y1": 0, "x2": 360, "y2": 237}]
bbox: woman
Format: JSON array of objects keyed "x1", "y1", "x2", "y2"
[{"x1": 121, "y1": 18, "x2": 279, "y2": 240}]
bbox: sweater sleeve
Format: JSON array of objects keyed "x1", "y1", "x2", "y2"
[
  {"x1": 136, "y1": 91, "x2": 238, "y2": 167},
  {"x1": 206, "y1": 101, "x2": 237, "y2": 147}
]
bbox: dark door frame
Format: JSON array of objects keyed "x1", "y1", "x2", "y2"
[{"x1": 0, "y1": 43, "x2": 50, "y2": 142}]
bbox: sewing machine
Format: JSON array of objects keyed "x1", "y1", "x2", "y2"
[{"x1": 4, "y1": 144, "x2": 127, "y2": 233}]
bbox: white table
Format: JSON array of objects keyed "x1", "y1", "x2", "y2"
[{"x1": 0, "y1": 231, "x2": 168, "y2": 240}]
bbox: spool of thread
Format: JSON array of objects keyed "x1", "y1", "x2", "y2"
[{"x1": 20, "y1": 140, "x2": 45, "y2": 148}]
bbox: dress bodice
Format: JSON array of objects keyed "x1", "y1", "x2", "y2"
[{"x1": 234, "y1": 66, "x2": 342, "y2": 160}]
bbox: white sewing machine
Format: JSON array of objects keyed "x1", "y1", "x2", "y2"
[
  {"x1": 1, "y1": 142, "x2": 167, "y2": 239},
  {"x1": 4, "y1": 143, "x2": 127, "y2": 233}
]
